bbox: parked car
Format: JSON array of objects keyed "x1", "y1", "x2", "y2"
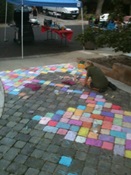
[{"x1": 42, "y1": 7, "x2": 79, "y2": 19}]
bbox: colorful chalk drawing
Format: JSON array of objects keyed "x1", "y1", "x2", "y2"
[{"x1": 0, "y1": 64, "x2": 131, "y2": 159}]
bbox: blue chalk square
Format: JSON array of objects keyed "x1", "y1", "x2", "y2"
[
  {"x1": 70, "y1": 125, "x2": 80, "y2": 132},
  {"x1": 56, "y1": 122, "x2": 70, "y2": 129},
  {"x1": 59, "y1": 156, "x2": 72, "y2": 167},
  {"x1": 68, "y1": 173, "x2": 78, "y2": 175},
  {"x1": 9, "y1": 91, "x2": 19, "y2": 95},
  {"x1": 77, "y1": 105, "x2": 86, "y2": 110},
  {"x1": 56, "y1": 110, "x2": 65, "y2": 115},
  {"x1": 73, "y1": 90, "x2": 83, "y2": 94},
  {"x1": 32, "y1": 115, "x2": 42, "y2": 121},
  {"x1": 96, "y1": 101, "x2": 105, "y2": 106}
]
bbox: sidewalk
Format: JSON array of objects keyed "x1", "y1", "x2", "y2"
[{"x1": 0, "y1": 48, "x2": 131, "y2": 175}]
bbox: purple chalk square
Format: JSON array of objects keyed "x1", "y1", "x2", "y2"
[
  {"x1": 114, "y1": 145, "x2": 125, "y2": 156},
  {"x1": 89, "y1": 92, "x2": 97, "y2": 97},
  {"x1": 99, "y1": 134, "x2": 115, "y2": 143},
  {"x1": 86, "y1": 138, "x2": 102, "y2": 147},
  {"x1": 101, "y1": 111, "x2": 114, "y2": 118},
  {"x1": 61, "y1": 87, "x2": 68, "y2": 92},
  {"x1": 123, "y1": 116, "x2": 131, "y2": 123},
  {"x1": 68, "y1": 119, "x2": 82, "y2": 126},
  {"x1": 52, "y1": 114, "x2": 62, "y2": 121},
  {"x1": 126, "y1": 140, "x2": 131, "y2": 150},
  {"x1": 77, "y1": 105, "x2": 86, "y2": 110},
  {"x1": 122, "y1": 127, "x2": 131, "y2": 133},
  {"x1": 64, "y1": 131, "x2": 77, "y2": 141},
  {"x1": 32, "y1": 115, "x2": 42, "y2": 121},
  {"x1": 59, "y1": 156, "x2": 72, "y2": 167},
  {"x1": 111, "y1": 109, "x2": 124, "y2": 115}
]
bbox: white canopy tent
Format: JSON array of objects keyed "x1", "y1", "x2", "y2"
[{"x1": 5, "y1": 0, "x2": 83, "y2": 59}]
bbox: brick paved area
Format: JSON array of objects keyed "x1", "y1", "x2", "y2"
[{"x1": 0, "y1": 63, "x2": 131, "y2": 175}]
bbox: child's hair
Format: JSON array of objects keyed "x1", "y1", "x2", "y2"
[{"x1": 86, "y1": 61, "x2": 94, "y2": 66}]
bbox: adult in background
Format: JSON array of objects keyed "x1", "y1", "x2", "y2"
[{"x1": 32, "y1": 6, "x2": 38, "y2": 18}]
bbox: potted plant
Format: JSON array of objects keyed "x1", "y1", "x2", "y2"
[{"x1": 76, "y1": 26, "x2": 101, "y2": 50}]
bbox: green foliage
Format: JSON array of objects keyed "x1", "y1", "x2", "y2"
[
  {"x1": 76, "y1": 25, "x2": 131, "y2": 53},
  {"x1": 0, "y1": 0, "x2": 14, "y2": 23}
]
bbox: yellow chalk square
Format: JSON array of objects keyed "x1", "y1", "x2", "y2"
[
  {"x1": 44, "y1": 81, "x2": 51, "y2": 85},
  {"x1": 78, "y1": 127, "x2": 89, "y2": 137},
  {"x1": 124, "y1": 111, "x2": 131, "y2": 116},
  {"x1": 74, "y1": 109, "x2": 83, "y2": 116},
  {"x1": 125, "y1": 150, "x2": 131, "y2": 159},
  {"x1": 114, "y1": 114, "x2": 123, "y2": 119},
  {"x1": 67, "y1": 107, "x2": 76, "y2": 112}
]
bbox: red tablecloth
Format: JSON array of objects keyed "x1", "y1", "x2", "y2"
[{"x1": 41, "y1": 25, "x2": 73, "y2": 42}]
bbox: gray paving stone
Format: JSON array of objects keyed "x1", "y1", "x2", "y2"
[
  {"x1": 82, "y1": 167, "x2": 97, "y2": 175},
  {"x1": 46, "y1": 153, "x2": 61, "y2": 163},
  {"x1": 21, "y1": 143, "x2": 35, "y2": 155},
  {"x1": 0, "y1": 170, "x2": 9, "y2": 175},
  {"x1": 14, "y1": 154, "x2": 28, "y2": 164},
  {"x1": 75, "y1": 151, "x2": 87, "y2": 161},
  {"x1": 0, "y1": 126, "x2": 11, "y2": 136},
  {"x1": 15, "y1": 133, "x2": 31, "y2": 142},
  {"x1": 0, "y1": 145, "x2": 10, "y2": 154},
  {"x1": 0, "y1": 137, "x2": 16, "y2": 147},
  {"x1": 14, "y1": 140, "x2": 26, "y2": 148},
  {"x1": 6, "y1": 131, "x2": 18, "y2": 139},
  {"x1": 25, "y1": 157, "x2": 44, "y2": 169},
  {"x1": 3, "y1": 147, "x2": 20, "y2": 161},
  {"x1": 68, "y1": 159, "x2": 84, "y2": 174},
  {"x1": 25, "y1": 168, "x2": 40, "y2": 175},
  {"x1": 7, "y1": 162, "x2": 27, "y2": 175},
  {"x1": 124, "y1": 158, "x2": 131, "y2": 168},
  {"x1": 0, "y1": 159, "x2": 11, "y2": 170},
  {"x1": 6, "y1": 121, "x2": 17, "y2": 128},
  {"x1": 53, "y1": 164, "x2": 69, "y2": 175},
  {"x1": 39, "y1": 171, "x2": 51, "y2": 175},
  {"x1": 44, "y1": 132, "x2": 55, "y2": 139},
  {"x1": 29, "y1": 136, "x2": 42, "y2": 144},
  {"x1": 98, "y1": 160, "x2": 111, "y2": 173},
  {"x1": 85, "y1": 154, "x2": 99, "y2": 168},
  {"x1": 47, "y1": 144, "x2": 59, "y2": 153},
  {"x1": 31, "y1": 149, "x2": 44, "y2": 159},
  {"x1": 42, "y1": 161, "x2": 57, "y2": 173}
]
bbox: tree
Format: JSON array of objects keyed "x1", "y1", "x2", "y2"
[{"x1": 95, "y1": 0, "x2": 105, "y2": 15}]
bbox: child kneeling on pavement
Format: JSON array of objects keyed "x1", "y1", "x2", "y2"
[{"x1": 83, "y1": 61, "x2": 116, "y2": 92}]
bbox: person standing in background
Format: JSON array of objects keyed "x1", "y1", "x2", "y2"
[{"x1": 32, "y1": 6, "x2": 38, "y2": 18}]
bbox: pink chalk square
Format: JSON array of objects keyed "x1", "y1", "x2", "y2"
[
  {"x1": 60, "y1": 118, "x2": 69, "y2": 123},
  {"x1": 48, "y1": 120, "x2": 58, "y2": 126},
  {"x1": 85, "y1": 100, "x2": 96, "y2": 104},
  {"x1": 57, "y1": 129, "x2": 68, "y2": 135},
  {"x1": 111, "y1": 125, "x2": 122, "y2": 131},
  {"x1": 63, "y1": 111, "x2": 73, "y2": 118},
  {"x1": 80, "y1": 94, "x2": 88, "y2": 99},
  {"x1": 95, "y1": 98, "x2": 106, "y2": 102},
  {"x1": 102, "y1": 142, "x2": 114, "y2": 150},
  {"x1": 39, "y1": 117, "x2": 51, "y2": 125},
  {"x1": 75, "y1": 136, "x2": 86, "y2": 143},
  {"x1": 111, "y1": 109, "x2": 124, "y2": 115},
  {"x1": 86, "y1": 138, "x2": 102, "y2": 147},
  {"x1": 127, "y1": 133, "x2": 131, "y2": 140},
  {"x1": 104, "y1": 117, "x2": 113, "y2": 122},
  {"x1": 112, "y1": 105, "x2": 121, "y2": 110},
  {"x1": 80, "y1": 117, "x2": 90, "y2": 122}
]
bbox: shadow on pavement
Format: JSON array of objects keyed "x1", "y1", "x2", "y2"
[{"x1": 0, "y1": 25, "x2": 83, "y2": 60}]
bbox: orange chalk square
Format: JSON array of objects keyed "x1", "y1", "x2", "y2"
[
  {"x1": 74, "y1": 109, "x2": 83, "y2": 116},
  {"x1": 91, "y1": 114, "x2": 104, "y2": 120},
  {"x1": 82, "y1": 122, "x2": 92, "y2": 128},
  {"x1": 102, "y1": 142, "x2": 114, "y2": 150},
  {"x1": 88, "y1": 132, "x2": 98, "y2": 139},
  {"x1": 84, "y1": 107, "x2": 94, "y2": 113},
  {"x1": 102, "y1": 121, "x2": 112, "y2": 130},
  {"x1": 87, "y1": 103, "x2": 95, "y2": 108}
]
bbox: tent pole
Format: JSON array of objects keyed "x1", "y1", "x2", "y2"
[
  {"x1": 4, "y1": 1, "x2": 8, "y2": 42},
  {"x1": 21, "y1": 1, "x2": 24, "y2": 59},
  {"x1": 81, "y1": 7, "x2": 85, "y2": 50}
]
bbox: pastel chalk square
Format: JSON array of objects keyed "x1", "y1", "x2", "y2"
[
  {"x1": 122, "y1": 127, "x2": 131, "y2": 133},
  {"x1": 67, "y1": 107, "x2": 76, "y2": 112},
  {"x1": 80, "y1": 117, "x2": 91, "y2": 122},
  {"x1": 32, "y1": 115, "x2": 42, "y2": 121},
  {"x1": 127, "y1": 133, "x2": 131, "y2": 140},
  {"x1": 122, "y1": 122, "x2": 131, "y2": 128},
  {"x1": 110, "y1": 130, "x2": 126, "y2": 139},
  {"x1": 114, "y1": 145, "x2": 125, "y2": 156},
  {"x1": 112, "y1": 104, "x2": 121, "y2": 110},
  {"x1": 91, "y1": 114, "x2": 104, "y2": 120},
  {"x1": 78, "y1": 127, "x2": 89, "y2": 137},
  {"x1": 96, "y1": 101, "x2": 105, "y2": 106},
  {"x1": 52, "y1": 114, "x2": 62, "y2": 121},
  {"x1": 74, "y1": 109, "x2": 83, "y2": 116},
  {"x1": 99, "y1": 134, "x2": 114, "y2": 142},
  {"x1": 96, "y1": 95, "x2": 103, "y2": 99},
  {"x1": 115, "y1": 138, "x2": 125, "y2": 145},
  {"x1": 70, "y1": 125, "x2": 80, "y2": 132},
  {"x1": 94, "y1": 105, "x2": 103, "y2": 111},
  {"x1": 43, "y1": 126, "x2": 58, "y2": 133},
  {"x1": 123, "y1": 116, "x2": 131, "y2": 123},
  {"x1": 111, "y1": 109, "x2": 124, "y2": 115},
  {"x1": 114, "y1": 114, "x2": 123, "y2": 119},
  {"x1": 45, "y1": 112, "x2": 54, "y2": 118},
  {"x1": 56, "y1": 110, "x2": 65, "y2": 115},
  {"x1": 102, "y1": 142, "x2": 113, "y2": 150},
  {"x1": 80, "y1": 94, "x2": 88, "y2": 99},
  {"x1": 57, "y1": 129, "x2": 68, "y2": 135},
  {"x1": 82, "y1": 113, "x2": 91, "y2": 118},
  {"x1": 87, "y1": 103, "x2": 95, "y2": 108},
  {"x1": 104, "y1": 117, "x2": 113, "y2": 122},
  {"x1": 59, "y1": 156, "x2": 72, "y2": 167},
  {"x1": 113, "y1": 118, "x2": 122, "y2": 126},
  {"x1": 86, "y1": 138, "x2": 102, "y2": 147},
  {"x1": 84, "y1": 107, "x2": 94, "y2": 113},
  {"x1": 75, "y1": 136, "x2": 86, "y2": 143},
  {"x1": 68, "y1": 119, "x2": 82, "y2": 126},
  {"x1": 77, "y1": 105, "x2": 86, "y2": 110},
  {"x1": 48, "y1": 120, "x2": 58, "y2": 126},
  {"x1": 64, "y1": 131, "x2": 77, "y2": 141},
  {"x1": 125, "y1": 140, "x2": 131, "y2": 150},
  {"x1": 71, "y1": 115, "x2": 80, "y2": 120},
  {"x1": 92, "y1": 110, "x2": 101, "y2": 115},
  {"x1": 60, "y1": 118, "x2": 69, "y2": 123},
  {"x1": 95, "y1": 98, "x2": 106, "y2": 102},
  {"x1": 56, "y1": 122, "x2": 70, "y2": 129},
  {"x1": 94, "y1": 119, "x2": 103, "y2": 125},
  {"x1": 124, "y1": 111, "x2": 131, "y2": 116},
  {"x1": 44, "y1": 81, "x2": 51, "y2": 85},
  {"x1": 63, "y1": 111, "x2": 73, "y2": 118},
  {"x1": 82, "y1": 122, "x2": 92, "y2": 128},
  {"x1": 39, "y1": 117, "x2": 51, "y2": 125},
  {"x1": 111, "y1": 125, "x2": 122, "y2": 131},
  {"x1": 88, "y1": 132, "x2": 98, "y2": 139},
  {"x1": 125, "y1": 150, "x2": 131, "y2": 159},
  {"x1": 85, "y1": 100, "x2": 96, "y2": 104},
  {"x1": 104, "y1": 102, "x2": 112, "y2": 108},
  {"x1": 100, "y1": 129, "x2": 110, "y2": 135},
  {"x1": 102, "y1": 121, "x2": 112, "y2": 130},
  {"x1": 73, "y1": 90, "x2": 83, "y2": 94}
]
